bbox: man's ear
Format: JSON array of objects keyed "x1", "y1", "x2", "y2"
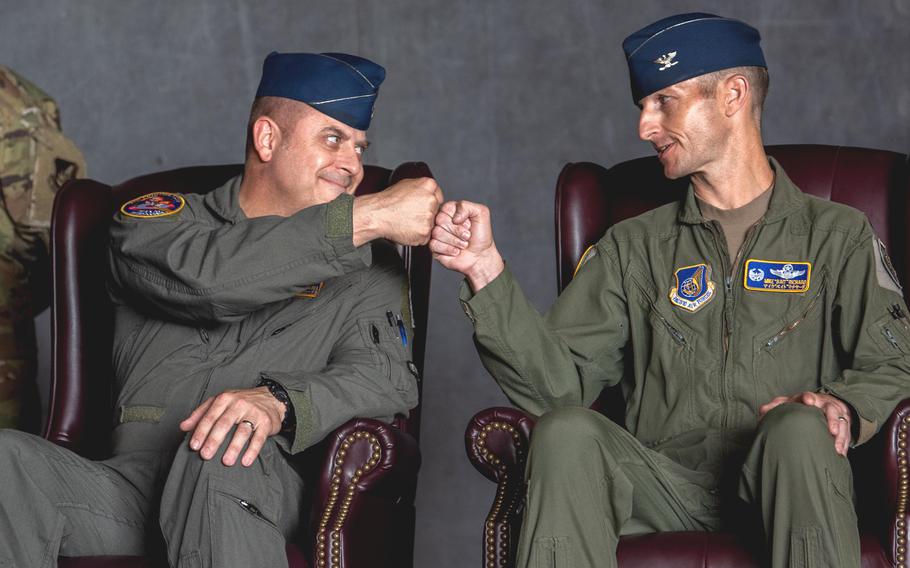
[
  {"x1": 722, "y1": 74, "x2": 750, "y2": 118},
  {"x1": 251, "y1": 116, "x2": 280, "y2": 162}
]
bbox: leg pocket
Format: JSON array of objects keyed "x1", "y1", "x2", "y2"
[
  {"x1": 789, "y1": 526, "x2": 821, "y2": 568},
  {"x1": 532, "y1": 536, "x2": 571, "y2": 568},
  {"x1": 207, "y1": 478, "x2": 287, "y2": 568}
]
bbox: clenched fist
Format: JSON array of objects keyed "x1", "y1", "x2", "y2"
[
  {"x1": 430, "y1": 200, "x2": 505, "y2": 292},
  {"x1": 353, "y1": 177, "x2": 443, "y2": 246}
]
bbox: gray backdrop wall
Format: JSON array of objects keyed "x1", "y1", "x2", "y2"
[{"x1": 3, "y1": 0, "x2": 908, "y2": 566}]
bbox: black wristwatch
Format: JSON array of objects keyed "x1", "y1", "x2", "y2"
[{"x1": 258, "y1": 378, "x2": 296, "y2": 434}]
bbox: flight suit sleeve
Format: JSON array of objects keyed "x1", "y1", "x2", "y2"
[
  {"x1": 459, "y1": 237, "x2": 630, "y2": 417},
  {"x1": 259, "y1": 242, "x2": 418, "y2": 454},
  {"x1": 109, "y1": 192, "x2": 371, "y2": 324},
  {"x1": 820, "y1": 224, "x2": 910, "y2": 445}
]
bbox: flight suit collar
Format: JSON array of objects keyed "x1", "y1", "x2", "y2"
[
  {"x1": 205, "y1": 174, "x2": 246, "y2": 224},
  {"x1": 677, "y1": 156, "x2": 805, "y2": 225}
]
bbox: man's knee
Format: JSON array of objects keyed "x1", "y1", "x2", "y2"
[
  {"x1": 530, "y1": 407, "x2": 618, "y2": 462},
  {"x1": 756, "y1": 403, "x2": 835, "y2": 460}
]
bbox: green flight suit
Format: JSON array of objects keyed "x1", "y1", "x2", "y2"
[
  {"x1": 460, "y1": 159, "x2": 910, "y2": 567},
  {"x1": 0, "y1": 175, "x2": 417, "y2": 568},
  {"x1": 0, "y1": 66, "x2": 86, "y2": 431}
]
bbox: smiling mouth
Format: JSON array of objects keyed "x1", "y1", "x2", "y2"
[
  {"x1": 655, "y1": 142, "x2": 675, "y2": 158},
  {"x1": 319, "y1": 174, "x2": 352, "y2": 189}
]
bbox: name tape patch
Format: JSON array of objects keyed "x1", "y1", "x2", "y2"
[
  {"x1": 744, "y1": 259, "x2": 811, "y2": 293},
  {"x1": 121, "y1": 192, "x2": 185, "y2": 218}
]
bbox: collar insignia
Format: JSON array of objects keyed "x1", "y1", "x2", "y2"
[
  {"x1": 121, "y1": 192, "x2": 185, "y2": 218},
  {"x1": 669, "y1": 263, "x2": 715, "y2": 312},
  {"x1": 296, "y1": 282, "x2": 324, "y2": 299},
  {"x1": 654, "y1": 51, "x2": 679, "y2": 71},
  {"x1": 744, "y1": 259, "x2": 811, "y2": 293}
]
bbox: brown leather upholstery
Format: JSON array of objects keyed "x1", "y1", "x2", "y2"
[
  {"x1": 467, "y1": 145, "x2": 910, "y2": 568},
  {"x1": 47, "y1": 163, "x2": 432, "y2": 567}
]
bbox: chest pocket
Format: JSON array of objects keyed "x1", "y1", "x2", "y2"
[
  {"x1": 264, "y1": 278, "x2": 355, "y2": 341},
  {"x1": 751, "y1": 269, "x2": 829, "y2": 401},
  {"x1": 357, "y1": 317, "x2": 417, "y2": 406},
  {"x1": 628, "y1": 269, "x2": 699, "y2": 439}
]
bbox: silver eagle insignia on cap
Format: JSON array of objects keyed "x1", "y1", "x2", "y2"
[{"x1": 654, "y1": 52, "x2": 679, "y2": 71}]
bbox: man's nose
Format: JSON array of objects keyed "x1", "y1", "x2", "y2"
[
  {"x1": 638, "y1": 107, "x2": 659, "y2": 142},
  {"x1": 337, "y1": 145, "x2": 362, "y2": 176}
]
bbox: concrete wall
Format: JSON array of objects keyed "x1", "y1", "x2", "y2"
[{"x1": 3, "y1": 1, "x2": 908, "y2": 566}]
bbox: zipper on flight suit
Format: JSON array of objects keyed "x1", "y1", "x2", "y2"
[
  {"x1": 654, "y1": 311, "x2": 687, "y2": 346},
  {"x1": 882, "y1": 327, "x2": 900, "y2": 349},
  {"x1": 764, "y1": 278, "x2": 826, "y2": 350},
  {"x1": 704, "y1": 219, "x2": 762, "y2": 436}
]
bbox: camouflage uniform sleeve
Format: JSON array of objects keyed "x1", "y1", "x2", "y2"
[
  {"x1": 109, "y1": 192, "x2": 371, "y2": 324},
  {"x1": 258, "y1": 242, "x2": 418, "y2": 454},
  {"x1": 820, "y1": 222, "x2": 910, "y2": 445},
  {"x1": 459, "y1": 236, "x2": 630, "y2": 417}
]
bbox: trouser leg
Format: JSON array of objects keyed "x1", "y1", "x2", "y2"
[
  {"x1": 739, "y1": 403, "x2": 860, "y2": 568},
  {"x1": 515, "y1": 407, "x2": 716, "y2": 568},
  {"x1": 0, "y1": 430, "x2": 150, "y2": 567},
  {"x1": 160, "y1": 427, "x2": 306, "y2": 568}
]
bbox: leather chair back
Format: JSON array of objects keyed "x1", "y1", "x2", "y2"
[
  {"x1": 556, "y1": 145, "x2": 910, "y2": 294},
  {"x1": 44, "y1": 163, "x2": 432, "y2": 458}
]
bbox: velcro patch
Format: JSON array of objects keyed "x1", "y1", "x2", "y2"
[
  {"x1": 573, "y1": 245, "x2": 598, "y2": 278},
  {"x1": 296, "y1": 282, "x2": 324, "y2": 299},
  {"x1": 669, "y1": 263, "x2": 716, "y2": 312},
  {"x1": 874, "y1": 237, "x2": 903, "y2": 294},
  {"x1": 744, "y1": 259, "x2": 811, "y2": 293},
  {"x1": 121, "y1": 192, "x2": 185, "y2": 218}
]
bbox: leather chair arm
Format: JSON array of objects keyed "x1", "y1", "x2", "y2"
[
  {"x1": 465, "y1": 407, "x2": 536, "y2": 568},
  {"x1": 881, "y1": 398, "x2": 910, "y2": 567},
  {"x1": 306, "y1": 418, "x2": 420, "y2": 568}
]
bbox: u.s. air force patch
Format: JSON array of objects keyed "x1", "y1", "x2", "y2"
[
  {"x1": 669, "y1": 263, "x2": 715, "y2": 312},
  {"x1": 744, "y1": 259, "x2": 811, "y2": 293},
  {"x1": 121, "y1": 192, "x2": 185, "y2": 218}
]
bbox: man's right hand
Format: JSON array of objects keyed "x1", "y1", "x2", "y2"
[
  {"x1": 430, "y1": 200, "x2": 505, "y2": 292},
  {"x1": 352, "y1": 177, "x2": 443, "y2": 246}
]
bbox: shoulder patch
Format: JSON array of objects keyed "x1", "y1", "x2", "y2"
[
  {"x1": 121, "y1": 192, "x2": 185, "y2": 218},
  {"x1": 874, "y1": 237, "x2": 903, "y2": 294},
  {"x1": 573, "y1": 245, "x2": 599, "y2": 278}
]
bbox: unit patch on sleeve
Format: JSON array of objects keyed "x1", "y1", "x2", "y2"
[
  {"x1": 121, "y1": 192, "x2": 185, "y2": 218},
  {"x1": 573, "y1": 245, "x2": 599, "y2": 278},
  {"x1": 669, "y1": 263, "x2": 716, "y2": 312},
  {"x1": 744, "y1": 259, "x2": 811, "y2": 293},
  {"x1": 874, "y1": 237, "x2": 903, "y2": 294}
]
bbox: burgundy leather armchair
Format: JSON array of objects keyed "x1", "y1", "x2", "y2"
[
  {"x1": 45, "y1": 163, "x2": 432, "y2": 568},
  {"x1": 466, "y1": 145, "x2": 910, "y2": 568}
]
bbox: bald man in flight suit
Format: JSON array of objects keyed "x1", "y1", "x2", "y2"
[{"x1": 0, "y1": 52, "x2": 441, "y2": 568}]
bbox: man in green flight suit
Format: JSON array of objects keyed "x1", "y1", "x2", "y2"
[
  {"x1": 0, "y1": 66, "x2": 86, "y2": 432},
  {"x1": 0, "y1": 52, "x2": 442, "y2": 567},
  {"x1": 432, "y1": 13, "x2": 909, "y2": 568}
]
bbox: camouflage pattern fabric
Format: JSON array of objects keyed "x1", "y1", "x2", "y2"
[{"x1": 0, "y1": 66, "x2": 86, "y2": 431}]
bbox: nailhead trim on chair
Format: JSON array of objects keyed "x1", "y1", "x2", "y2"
[
  {"x1": 476, "y1": 421, "x2": 525, "y2": 568},
  {"x1": 897, "y1": 416, "x2": 909, "y2": 566},
  {"x1": 316, "y1": 430, "x2": 382, "y2": 568}
]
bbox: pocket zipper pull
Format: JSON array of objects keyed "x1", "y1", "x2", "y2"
[
  {"x1": 371, "y1": 324, "x2": 381, "y2": 345},
  {"x1": 883, "y1": 327, "x2": 900, "y2": 349}
]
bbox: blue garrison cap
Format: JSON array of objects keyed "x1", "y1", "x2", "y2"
[
  {"x1": 255, "y1": 52, "x2": 385, "y2": 130},
  {"x1": 623, "y1": 13, "x2": 766, "y2": 103}
]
